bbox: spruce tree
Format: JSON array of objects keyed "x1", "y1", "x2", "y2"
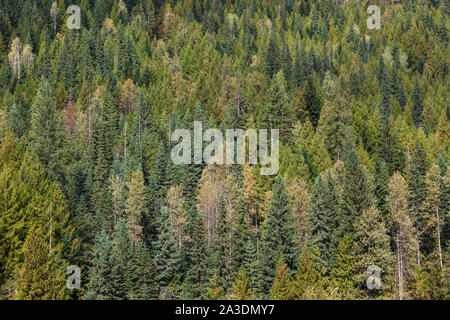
[
  {"x1": 17, "y1": 228, "x2": 67, "y2": 300},
  {"x1": 29, "y1": 78, "x2": 65, "y2": 179},
  {"x1": 412, "y1": 78, "x2": 424, "y2": 127},
  {"x1": 265, "y1": 31, "x2": 281, "y2": 78},
  {"x1": 270, "y1": 255, "x2": 294, "y2": 300},
  {"x1": 183, "y1": 214, "x2": 208, "y2": 299},
  {"x1": 127, "y1": 242, "x2": 158, "y2": 300},
  {"x1": 258, "y1": 176, "x2": 297, "y2": 297},
  {"x1": 353, "y1": 206, "x2": 395, "y2": 298},
  {"x1": 307, "y1": 171, "x2": 339, "y2": 271},
  {"x1": 109, "y1": 219, "x2": 132, "y2": 300},
  {"x1": 338, "y1": 146, "x2": 373, "y2": 236},
  {"x1": 332, "y1": 234, "x2": 356, "y2": 299},
  {"x1": 85, "y1": 231, "x2": 114, "y2": 300}
]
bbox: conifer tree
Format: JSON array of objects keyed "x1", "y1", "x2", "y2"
[
  {"x1": 85, "y1": 231, "x2": 114, "y2": 300},
  {"x1": 270, "y1": 255, "x2": 294, "y2": 300},
  {"x1": 16, "y1": 228, "x2": 67, "y2": 300},
  {"x1": 408, "y1": 140, "x2": 429, "y2": 262},
  {"x1": 413, "y1": 78, "x2": 424, "y2": 127},
  {"x1": 29, "y1": 78, "x2": 65, "y2": 178},
  {"x1": 127, "y1": 242, "x2": 158, "y2": 300},
  {"x1": 260, "y1": 70, "x2": 293, "y2": 133},
  {"x1": 183, "y1": 215, "x2": 208, "y2": 299},
  {"x1": 338, "y1": 147, "x2": 373, "y2": 236},
  {"x1": 153, "y1": 207, "x2": 182, "y2": 292},
  {"x1": 125, "y1": 169, "x2": 147, "y2": 248},
  {"x1": 303, "y1": 77, "x2": 322, "y2": 128},
  {"x1": 332, "y1": 234, "x2": 356, "y2": 299},
  {"x1": 423, "y1": 164, "x2": 445, "y2": 268},
  {"x1": 307, "y1": 171, "x2": 339, "y2": 271},
  {"x1": 229, "y1": 266, "x2": 253, "y2": 300},
  {"x1": 258, "y1": 176, "x2": 297, "y2": 296},
  {"x1": 208, "y1": 195, "x2": 232, "y2": 290},
  {"x1": 387, "y1": 173, "x2": 418, "y2": 300},
  {"x1": 109, "y1": 219, "x2": 132, "y2": 300},
  {"x1": 353, "y1": 206, "x2": 394, "y2": 298},
  {"x1": 265, "y1": 31, "x2": 281, "y2": 78}
]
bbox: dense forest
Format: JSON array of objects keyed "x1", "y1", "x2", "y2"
[{"x1": 0, "y1": 0, "x2": 448, "y2": 300}]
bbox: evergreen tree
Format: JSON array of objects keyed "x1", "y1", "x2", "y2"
[
  {"x1": 109, "y1": 219, "x2": 132, "y2": 300},
  {"x1": 303, "y1": 77, "x2": 322, "y2": 128},
  {"x1": 183, "y1": 215, "x2": 208, "y2": 299},
  {"x1": 307, "y1": 171, "x2": 339, "y2": 271},
  {"x1": 127, "y1": 242, "x2": 158, "y2": 300},
  {"x1": 408, "y1": 140, "x2": 430, "y2": 260},
  {"x1": 270, "y1": 255, "x2": 294, "y2": 300},
  {"x1": 265, "y1": 31, "x2": 281, "y2": 78},
  {"x1": 412, "y1": 79, "x2": 424, "y2": 127},
  {"x1": 332, "y1": 234, "x2": 356, "y2": 299},
  {"x1": 17, "y1": 228, "x2": 67, "y2": 300},
  {"x1": 125, "y1": 169, "x2": 147, "y2": 248},
  {"x1": 153, "y1": 207, "x2": 182, "y2": 294},
  {"x1": 258, "y1": 176, "x2": 297, "y2": 297},
  {"x1": 229, "y1": 266, "x2": 253, "y2": 300},
  {"x1": 85, "y1": 231, "x2": 114, "y2": 300},
  {"x1": 353, "y1": 206, "x2": 395, "y2": 298},
  {"x1": 338, "y1": 147, "x2": 373, "y2": 236},
  {"x1": 29, "y1": 78, "x2": 65, "y2": 179}
]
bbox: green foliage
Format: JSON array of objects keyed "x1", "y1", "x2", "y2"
[{"x1": 0, "y1": 0, "x2": 448, "y2": 301}]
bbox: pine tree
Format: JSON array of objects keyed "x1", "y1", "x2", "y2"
[
  {"x1": 258, "y1": 176, "x2": 297, "y2": 297},
  {"x1": 408, "y1": 140, "x2": 430, "y2": 263},
  {"x1": 16, "y1": 228, "x2": 67, "y2": 300},
  {"x1": 387, "y1": 173, "x2": 418, "y2": 300},
  {"x1": 109, "y1": 219, "x2": 132, "y2": 299},
  {"x1": 229, "y1": 266, "x2": 253, "y2": 300},
  {"x1": 307, "y1": 171, "x2": 339, "y2": 271},
  {"x1": 270, "y1": 255, "x2": 294, "y2": 300},
  {"x1": 265, "y1": 31, "x2": 281, "y2": 78},
  {"x1": 353, "y1": 206, "x2": 395, "y2": 298},
  {"x1": 412, "y1": 79, "x2": 424, "y2": 127},
  {"x1": 332, "y1": 234, "x2": 356, "y2": 299},
  {"x1": 125, "y1": 169, "x2": 147, "y2": 248},
  {"x1": 29, "y1": 78, "x2": 65, "y2": 178},
  {"x1": 127, "y1": 242, "x2": 158, "y2": 300},
  {"x1": 183, "y1": 215, "x2": 208, "y2": 299},
  {"x1": 338, "y1": 147, "x2": 373, "y2": 236},
  {"x1": 85, "y1": 231, "x2": 114, "y2": 300}
]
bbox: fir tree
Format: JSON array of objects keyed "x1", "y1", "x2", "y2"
[
  {"x1": 270, "y1": 255, "x2": 294, "y2": 300},
  {"x1": 412, "y1": 79, "x2": 424, "y2": 127},
  {"x1": 258, "y1": 176, "x2": 297, "y2": 297},
  {"x1": 17, "y1": 228, "x2": 67, "y2": 300}
]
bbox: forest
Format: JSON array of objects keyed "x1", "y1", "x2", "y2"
[{"x1": 0, "y1": 0, "x2": 448, "y2": 300}]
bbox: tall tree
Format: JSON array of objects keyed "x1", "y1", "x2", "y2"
[
  {"x1": 387, "y1": 173, "x2": 418, "y2": 300},
  {"x1": 258, "y1": 176, "x2": 297, "y2": 296},
  {"x1": 125, "y1": 169, "x2": 147, "y2": 248}
]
